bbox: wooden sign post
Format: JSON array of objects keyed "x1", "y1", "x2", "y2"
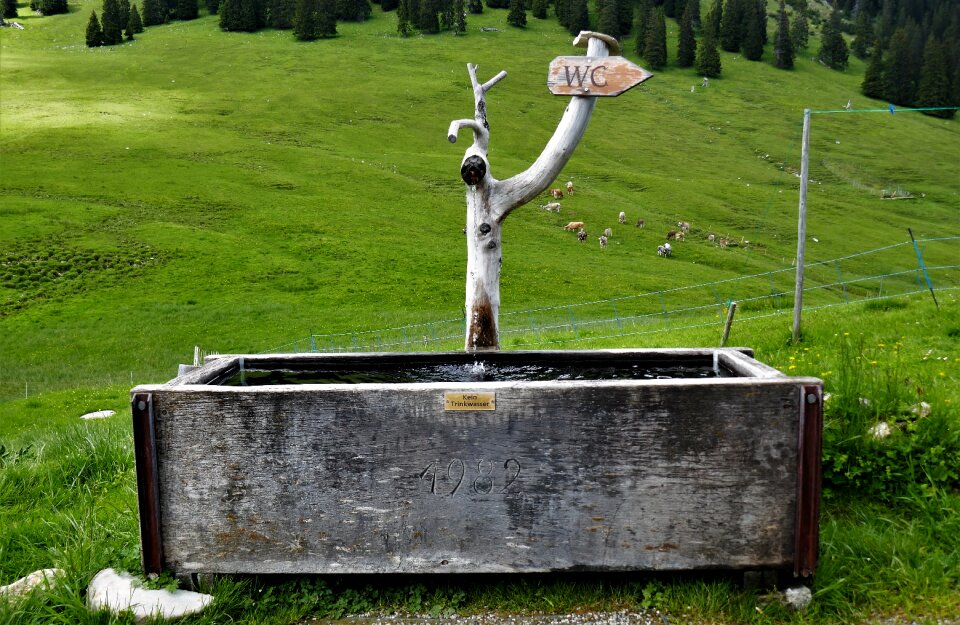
[{"x1": 448, "y1": 32, "x2": 652, "y2": 352}]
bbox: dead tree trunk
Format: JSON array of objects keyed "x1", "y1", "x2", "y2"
[{"x1": 449, "y1": 32, "x2": 617, "y2": 352}]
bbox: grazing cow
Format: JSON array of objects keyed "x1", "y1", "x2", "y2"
[
  {"x1": 541, "y1": 202, "x2": 561, "y2": 212},
  {"x1": 564, "y1": 221, "x2": 585, "y2": 231},
  {"x1": 618, "y1": 211, "x2": 626, "y2": 224},
  {"x1": 577, "y1": 228, "x2": 587, "y2": 242},
  {"x1": 678, "y1": 221, "x2": 691, "y2": 233},
  {"x1": 635, "y1": 218, "x2": 645, "y2": 229},
  {"x1": 603, "y1": 227, "x2": 613, "y2": 238},
  {"x1": 599, "y1": 235, "x2": 608, "y2": 248},
  {"x1": 675, "y1": 230, "x2": 685, "y2": 241},
  {"x1": 718, "y1": 238, "x2": 730, "y2": 248},
  {"x1": 667, "y1": 230, "x2": 677, "y2": 240},
  {"x1": 550, "y1": 188, "x2": 564, "y2": 199},
  {"x1": 657, "y1": 243, "x2": 672, "y2": 257},
  {"x1": 566, "y1": 181, "x2": 574, "y2": 194}
]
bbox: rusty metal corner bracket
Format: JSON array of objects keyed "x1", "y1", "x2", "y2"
[
  {"x1": 132, "y1": 392, "x2": 163, "y2": 575},
  {"x1": 794, "y1": 384, "x2": 823, "y2": 577}
]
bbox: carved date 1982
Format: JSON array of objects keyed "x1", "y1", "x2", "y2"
[{"x1": 419, "y1": 459, "x2": 521, "y2": 495}]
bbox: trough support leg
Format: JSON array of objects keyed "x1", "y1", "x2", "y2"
[
  {"x1": 794, "y1": 385, "x2": 823, "y2": 578},
  {"x1": 132, "y1": 393, "x2": 164, "y2": 576}
]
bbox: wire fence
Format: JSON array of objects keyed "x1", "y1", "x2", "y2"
[{"x1": 263, "y1": 236, "x2": 959, "y2": 354}]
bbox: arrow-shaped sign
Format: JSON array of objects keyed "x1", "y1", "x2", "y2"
[{"x1": 547, "y1": 56, "x2": 653, "y2": 97}]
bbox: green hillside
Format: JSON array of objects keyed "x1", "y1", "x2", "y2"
[{"x1": 1, "y1": 2, "x2": 958, "y2": 400}]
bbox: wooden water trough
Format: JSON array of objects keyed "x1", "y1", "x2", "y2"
[{"x1": 131, "y1": 348, "x2": 822, "y2": 582}]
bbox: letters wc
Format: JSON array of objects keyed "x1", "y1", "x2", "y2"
[{"x1": 130, "y1": 348, "x2": 822, "y2": 583}]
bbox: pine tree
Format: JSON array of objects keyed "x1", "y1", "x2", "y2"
[
  {"x1": 719, "y1": 0, "x2": 741, "y2": 52},
  {"x1": 616, "y1": 0, "x2": 631, "y2": 38},
  {"x1": 884, "y1": 27, "x2": 915, "y2": 105},
  {"x1": 633, "y1": 0, "x2": 652, "y2": 57},
  {"x1": 754, "y1": 0, "x2": 766, "y2": 46},
  {"x1": 129, "y1": 3, "x2": 144, "y2": 31},
  {"x1": 467, "y1": 0, "x2": 480, "y2": 13},
  {"x1": 269, "y1": 0, "x2": 294, "y2": 27},
  {"x1": 817, "y1": 8, "x2": 849, "y2": 70},
  {"x1": 696, "y1": 28, "x2": 722, "y2": 76},
  {"x1": 644, "y1": 7, "x2": 667, "y2": 69},
  {"x1": 453, "y1": 0, "x2": 465, "y2": 32},
  {"x1": 42, "y1": 0, "x2": 69, "y2": 15},
  {"x1": 789, "y1": 8, "x2": 807, "y2": 49},
  {"x1": 396, "y1": 0, "x2": 411, "y2": 34},
  {"x1": 337, "y1": 0, "x2": 370, "y2": 21},
  {"x1": 565, "y1": 0, "x2": 587, "y2": 36},
  {"x1": 531, "y1": 0, "x2": 545, "y2": 19},
  {"x1": 705, "y1": 0, "x2": 722, "y2": 39},
  {"x1": 86, "y1": 10, "x2": 105, "y2": 46},
  {"x1": 317, "y1": 0, "x2": 336, "y2": 35},
  {"x1": 118, "y1": 0, "x2": 130, "y2": 27},
  {"x1": 101, "y1": 0, "x2": 124, "y2": 44},
  {"x1": 205, "y1": 0, "x2": 219, "y2": 14},
  {"x1": 293, "y1": 0, "x2": 319, "y2": 38},
  {"x1": 741, "y1": 0, "x2": 763, "y2": 61},
  {"x1": 176, "y1": 0, "x2": 198, "y2": 19},
  {"x1": 860, "y1": 40, "x2": 886, "y2": 99},
  {"x1": 506, "y1": 0, "x2": 524, "y2": 27},
  {"x1": 676, "y1": 0, "x2": 696, "y2": 67},
  {"x1": 773, "y1": 0, "x2": 794, "y2": 69},
  {"x1": 142, "y1": 0, "x2": 164, "y2": 24},
  {"x1": 916, "y1": 36, "x2": 953, "y2": 118},
  {"x1": 381, "y1": 0, "x2": 397, "y2": 10},
  {"x1": 850, "y1": 6, "x2": 872, "y2": 59},
  {"x1": 596, "y1": 0, "x2": 618, "y2": 37},
  {"x1": 685, "y1": 0, "x2": 699, "y2": 28},
  {"x1": 485, "y1": 0, "x2": 506, "y2": 8},
  {"x1": 417, "y1": 0, "x2": 438, "y2": 33},
  {"x1": 3, "y1": 0, "x2": 17, "y2": 18}
]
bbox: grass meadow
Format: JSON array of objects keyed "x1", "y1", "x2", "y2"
[{"x1": 1, "y1": 0, "x2": 959, "y2": 622}]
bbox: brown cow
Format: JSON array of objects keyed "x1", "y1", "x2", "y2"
[{"x1": 564, "y1": 221, "x2": 585, "y2": 231}]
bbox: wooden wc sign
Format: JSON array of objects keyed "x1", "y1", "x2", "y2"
[{"x1": 547, "y1": 31, "x2": 653, "y2": 96}]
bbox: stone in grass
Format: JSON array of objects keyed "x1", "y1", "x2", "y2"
[
  {"x1": 783, "y1": 586, "x2": 813, "y2": 611},
  {"x1": 0, "y1": 568, "x2": 64, "y2": 598},
  {"x1": 80, "y1": 409, "x2": 116, "y2": 420},
  {"x1": 87, "y1": 568, "x2": 213, "y2": 623}
]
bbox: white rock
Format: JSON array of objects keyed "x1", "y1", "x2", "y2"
[
  {"x1": 0, "y1": 568, "x2": 63, "y2": 598},
  {"x1": 911, "y1": 401, "x2": 931, "y2": 417},
  {"x1": 80, "y1": 410, "x2": 116, "y2": 420},
  {"x1": 87, "y1": 569, "x2": 213, "y2": 623},
  {"x1": 783, "y1": 586, "x2": 812, "y2": 611}
]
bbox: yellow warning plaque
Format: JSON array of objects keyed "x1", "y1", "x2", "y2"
[{"x1": 444, "y1": 392, "x2": 496, "y2": 411}]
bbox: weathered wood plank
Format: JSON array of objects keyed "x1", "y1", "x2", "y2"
[{"x1": 144, "y1": 376, "x2": 808, "y2": 576}]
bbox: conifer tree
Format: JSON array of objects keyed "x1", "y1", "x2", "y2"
[
  {"x1": 616, "y1": 0, "x2": 631, "y2": 38},
  {"x1": 633, "y1": 0, "x2": 652, "y2": 57},
  {"x1": 205, "y1": 0, "x2": 219, "y2": 14},
  {"x1": 118, "y1": 0, "x2": 130, "y2": 27},
  {"x1": 860, "y1": 40, "x2": 886, "y2": 99},
  {"x1": 101, "y1": 0, "x2": 124, "y2": 44},
  {"x1": 741, "y1": 0, "x2": 763, "y2": 60},
  {"x1": 86, "y1": 10, "x2": 105, "y2": 46},
  {"x1": 662, "y1": 0, "x2": 674, "y2": 18},
  {"x1": 773, "y1": 0, "x2": 794, "y2": 69},
  {"x1": 142, "y1": 0, "x2": 164, "y2": 24},
  {"x1": 317, "y1": 0, "x2": 336, "y2": 35},
  {"x1": 467, "y1": 0, "x2": 480, "y2": 13},
  {"x1": 596, "y1": 0, "x2": 618, "y2": 37},
  {"x1": 817, "y1": 8, "x2": 849, "y2": 70},
  {"x1": 789, "y1": 7, "x2": 807, "y2": 49},
  {"x1": 676, "y1": 0, "x2": 696, "y2": 67},
  {"x1": 269, "y1": 0, "x2": 294, "y2": 28},
  {"x1": 554, "y1": 0, "x2": 566, "y2": 27},
  {"x1": 644, "y1": 6, "x2": 667, "y2": 69},
  {"x1": 381, "y1": 0, "x2": 396, "y2": 10},
  {"x1": 453, "y1": 0, "x2": 465, "y2": 32},
  {"x1": 42, "y1": 0, "x2": 69, "y2": 15},
  {"x1": 176, "y1": 0, "x2": 198, "y2": 19},
  {"x1": 531, "y1": 0, "x2": 545, "y2": 19},
  {"x1": 754, "y1": 0, "x2": 766, "y2": 46},
  {"x1": 565, "y1": 0, "x2": 587, "y2": 36},
  {"x1": 850, "y1": 6, "x2": 872, "y2": 59},
  {"x1": 685, "y1": 0, "x2": 699, "y2": 28},
  {"x1": 3, "y1": 0, "x2": 17, "y2": 19},
  {"x1": 719, "y1": 0, "x2": 741, "y2": 52},
  {"x1": 418, "y1": 0, "x2": 438, "y2": 33},
  {"x1": 129, "y1": 3, "x2": 144, "y2": 31},
  {"x1": 506, "y1": 0, "x2": 524, "y2": 27},
  {"x1": 884, "y1": 28, "x2": 915, "y2": 105},
  {"x1": 695, "y1": 27, "x2": 722, "y2": 76},
  {"x1": 916, "y1": 36, "x2": 953, "y2": 118},
  {"x1": 337, "y1": 0, "x2": 370, "y2": 21},
  {"x1": 705, "y1": 0, "x2": 722, "y2": 39},
  {"x1": 396, "y1": 0, "x2": 411, "y2": 34},
  {"x1": 486, "y1": 0, "x2": 506, "y2": 8},
  {"x1": 293, "y1": 0, "x2": 319, "y2": 38}
]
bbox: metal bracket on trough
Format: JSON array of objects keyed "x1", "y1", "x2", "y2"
[
  {"x1": 794, "y1": 384, "x2": 823, "y2": 577},
  {"x1": 132, "y1": 392, "x2": 163, "y2": 575}
]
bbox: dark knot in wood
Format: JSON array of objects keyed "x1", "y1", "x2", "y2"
[
  {"x1": 479, "y1": 223, "x2": 491, "y2": 235},
  {"x1": 461, "y1": 156, "x2": 487, "y2": 186}
]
